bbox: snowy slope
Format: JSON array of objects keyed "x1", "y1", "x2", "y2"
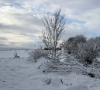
[{"x1": 0, "y1": 50, "x2": 100, "y2": 90}]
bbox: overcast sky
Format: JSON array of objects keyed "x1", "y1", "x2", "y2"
[{"x1": 0, "y1": 0, "x2": 100, "y2": 48}]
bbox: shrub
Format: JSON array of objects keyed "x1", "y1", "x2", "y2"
[
  {"x1": 28, "y1": 49, "x2": 48, "y2": 62},
  {"x1": 63, "y1": 35, "x2": 86, "y2": 55},
  {"x1": 14, "y1": 52, "x2": 20, "y2": 58},
  {"x1": 77, "y1": 38, "x2": 99, "y2": 66},
  {"x1": 73, "y1": 35, "x2": 86, "y2": 44},
  {"x1": 63, "y1": 35, "x2": 100, "y2": 66}
]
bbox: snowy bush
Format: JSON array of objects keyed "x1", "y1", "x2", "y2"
[
  {"x1": 77, "y1": 38, "x2": 99, "y2": 66},
  {"x1": 63, "y1": 35, "x2": 86, "y2": 55},
  {"x1": 93, "y1": 37, "x2": 100, "y2": 53},
  {"x1": 61, "y1": 35, "x2": 100, "y2": 78},
  {"x1": 63, "y1": 35, "x2": 100, "y2": 66},
  {"x1": 73, "y1": 35, "x2": 86, "y2": 44},
  {"x1": 28, "y1": 49, "x2": 48, "y2": 62}
]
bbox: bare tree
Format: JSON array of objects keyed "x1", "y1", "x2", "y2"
[{"x1": 40, "y1": 9, "x2": 66, "y2": 64}]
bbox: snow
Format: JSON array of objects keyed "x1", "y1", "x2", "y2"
[
  {"x1": 67, "y1": 85, "x2": 89, "y2": 90},
  {"x1": 0, "y1": 50, "x2": 100, "y2": 90},
  {"x1": 0, "y1": 50, "x2": 29, "y2": 58}
]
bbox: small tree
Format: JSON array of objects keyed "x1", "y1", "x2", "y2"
[{"x1": 40, "y1": 9, "x2": 66, "y2": 64}]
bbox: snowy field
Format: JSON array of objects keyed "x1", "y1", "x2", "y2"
[
  {"x1": 0, "y1": 50, "x2": 30, "y2": 58},
  {"x1": 0, "y1": 50, "x2": 100, "y2": 90}
]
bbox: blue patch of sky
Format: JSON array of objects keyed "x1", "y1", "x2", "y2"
[
  {"x1": 10, "y1": 3, "x2": 24, "y2": 9},
  {"x1": 89, "y1": 31, "x2": 100, "y2": 37},
  {"x1": 31, "y1": 4, "x2": 44, "y2": 12},
  {"x1": 66, "y1": 18, "x2": 86, "y2": 24},
  {"x1": 1, "y1": 2, "x2": 25, "y2": 9},
  {"x1": 84, "y1": 28, "x2": 100, "y2": 37},
  {"x1": 46, "y1": 12, "x2": 54, "y2": 15}
]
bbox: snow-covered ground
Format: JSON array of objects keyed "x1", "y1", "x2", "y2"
[
  {"x1": 0, "y1": 50, "x2": 30, "y2": 58},
  {"x1": 0, "y1": 50, "x2": 100, "y2": 90}
]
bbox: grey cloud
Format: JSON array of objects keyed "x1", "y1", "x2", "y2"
[
  {"x1": 13, "y1": 13, "x2": 43, "y2": 26},
  {"x1": 0, "y1": 0, "x2": 25, "y2": 5},
  {"x1": 0, "y1": 37, "x2": 7, "y2": 40},
  {"x1": 46, "y1": 0, "x2": 100, "y2": 12},
  {"x1": 62, "y1": 30, "x2": 86, "y2": 41},
  {"x1": 8, "y1": 42, "x2": 19, "y2": 46},
  {"x1": 0, "y1": 10, "x2": 43, "y2": 34},
  {"x1": 20, "y1": 42, "x2": 36, "y2": 48},
  {"x1": 0, "y1": 23, "x2": 41, "y2": 34},
  {"x1": 20, "y1": 41, "x2": 43, "y2": 48},
  {"x1": 0, "y1": 43, "x2": 8, "y2": 46},
  {"x1": 19, "y1": 33, "x2": 39, "y2": 39}
]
